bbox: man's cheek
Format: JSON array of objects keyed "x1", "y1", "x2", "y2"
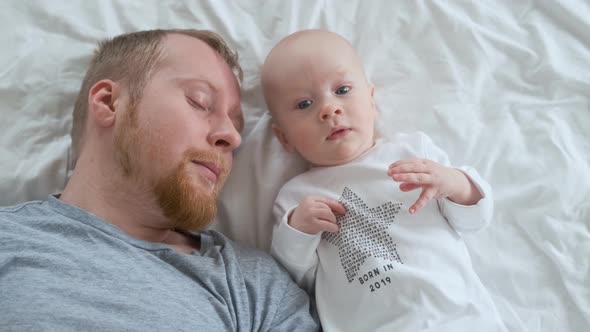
[{"x1": 227, "y1": 154, "x2": 233, "y2": 170}]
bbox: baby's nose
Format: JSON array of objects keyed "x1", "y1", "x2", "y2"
[{"x1": 319, "y1": 104, "x2": 342, "y2": 121}]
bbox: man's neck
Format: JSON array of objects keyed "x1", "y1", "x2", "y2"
[{"x1": 60, "y1": 158, "x2": 199, "y2": 253}]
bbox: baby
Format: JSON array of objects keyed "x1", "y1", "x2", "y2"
[{"x1": 261, "y1": 30, "x2": 506, "y2": 331}]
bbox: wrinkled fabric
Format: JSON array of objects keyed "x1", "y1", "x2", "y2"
[{"x1": 1, "y1": 1, "x2": 589, "y2": 331}]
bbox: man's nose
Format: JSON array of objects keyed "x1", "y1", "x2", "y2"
[
  {"x1": 208, "y1": 118, "x2": 242, "y2": 152},
  {"x1": 319, "y1": 103, "x2": 342, "y2": 121}
]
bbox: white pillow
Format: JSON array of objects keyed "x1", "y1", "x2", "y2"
[{"x1": 214, "y1": 113, "x2": 309, "y2": 251}]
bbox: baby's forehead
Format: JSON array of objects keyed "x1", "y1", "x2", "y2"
[
  {"x1": 262, "y1": 31, "x2": 366, "y2": 90},
  {"x1": 284, "y1": 30, "x2": 350, "y2": 45},
  {"x1": 281, "y1": 32, "x2": 355, "y2": 55},
  {"x1": 273, "y1": 38, "x2": 361, "y2": 70}
]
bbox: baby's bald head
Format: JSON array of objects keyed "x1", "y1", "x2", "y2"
[{"x1": 261, "y1": 30, "x2": 367, "y2": 115}]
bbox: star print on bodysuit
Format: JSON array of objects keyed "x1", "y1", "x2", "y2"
[{"x1": 322, "y1": 187, "x2": 403, "y2": 283}]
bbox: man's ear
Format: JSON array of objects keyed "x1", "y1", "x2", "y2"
[
  {"x1": 88, "y1": 79, "x2": 121, "y2": 128},
  {"x1": 271, "y1": 123, "x2": 294, "y2": 153}
]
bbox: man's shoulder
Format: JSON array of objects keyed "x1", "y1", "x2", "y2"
[
  {"x1": 0, "y1": 200, "x2": 58, "y2": 251},
  {"x1": 0, "y1": 200, "x2": 45, "y2": 213},
  {"x1": 0, "y1": 200, "x2": 49, "y2": 226}
]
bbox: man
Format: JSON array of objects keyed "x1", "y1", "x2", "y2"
[{"x1": 0, "y1": 29, "x2": 318, "y2": 331}]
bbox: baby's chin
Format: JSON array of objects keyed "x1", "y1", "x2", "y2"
[{"x1": 310, "y1": 146, "x2": 373, "y2": 167}]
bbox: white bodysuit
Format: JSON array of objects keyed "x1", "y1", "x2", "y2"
[{"x1": 271, "y1": 132, "x2": 506, "y2": 332}]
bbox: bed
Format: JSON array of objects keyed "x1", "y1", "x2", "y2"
[{"x1": 1, "y1": 0, "x2": 588, "y2": 331}]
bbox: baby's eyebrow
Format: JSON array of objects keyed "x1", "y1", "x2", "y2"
[
  {"x1": 329, "y1": 66, "x2": 352, "y2": 78},
  {"x1": 334, "y1": 69, "x2": 349, "y2": 77}
]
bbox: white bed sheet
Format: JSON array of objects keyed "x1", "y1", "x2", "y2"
[{"x1": 0, "y1": 1, "x2": 588, "y2": 331}]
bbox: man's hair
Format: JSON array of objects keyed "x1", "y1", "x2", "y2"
[{"x1": 70, "y1": 29, "x2": 242, "y2": 163}]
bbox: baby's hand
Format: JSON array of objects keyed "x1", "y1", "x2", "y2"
[
  {"x1": 289, "y1": 196, "x2": 346, "y2": 234},
  {"x1": 387, "y1": 159, "x2": 482, "y2": 214}
]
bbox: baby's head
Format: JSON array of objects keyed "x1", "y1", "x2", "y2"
[{"x1": 261, "y1": 30, "x2": 377, "y2": 167}]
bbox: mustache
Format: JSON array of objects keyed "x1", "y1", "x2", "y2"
[{"x1": 183, "y1": 149, "x2": 229, "y2": 178}]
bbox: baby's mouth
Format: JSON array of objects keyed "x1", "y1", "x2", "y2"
[{"x1": 327, "y1": 127, "x2": 352, "y2": 141}]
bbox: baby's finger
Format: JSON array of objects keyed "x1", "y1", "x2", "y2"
[
  {"x1": 399, "y1": 183, "x2": 421, "y2": 192},
  {"x1": 388, "y1": 158, "x2": 420, "y2": 169},
  {"x1": 409, "y1": 187, "x2": 436, "y2": 214},
  {"x1": 316, "y1": 197, "x2": 347, "y2": 215},
  {"x1": 314, "y1": 207, "x2": 338, "y2": 224},
  {"x1": 390, "y1": 172, "x2": 433, "y2": 185},
  {"x1": 315, "y1": 219, "x2": 339, "y2": 233},
  {"x1": 388, "y1": 162, "x2": 430, "y2": 176}
]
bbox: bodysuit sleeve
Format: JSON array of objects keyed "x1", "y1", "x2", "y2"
[{"x1": 270, "y1": 195, "x2": 322, "y2": 294}]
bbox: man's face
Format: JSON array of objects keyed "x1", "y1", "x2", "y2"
[{"x1": 114, "y1": 34, "x2": 243, "y2": 231}]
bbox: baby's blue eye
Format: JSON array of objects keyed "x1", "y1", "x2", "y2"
[
  {"x1": 335, "y1": 86, "x2": 350, "y2": 95},
  {"x1": 297, "y1": 100, "x2": 313, "y2": 109}
]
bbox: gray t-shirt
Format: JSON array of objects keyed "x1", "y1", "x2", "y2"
[{"x1": 0, "y1": 196, "x2": 319, "y2": 331}]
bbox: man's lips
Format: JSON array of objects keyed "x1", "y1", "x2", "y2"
[
  {"x1": 326, "y1": 126, "x2": 352, "y2": 141},
  {"x1": 192, "y1": 160, "x2": 220, "y2": 183}
]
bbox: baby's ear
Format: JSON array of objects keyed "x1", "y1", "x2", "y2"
[{"x1": 271, "y1": 123, "x2": 294, "y2": 153}]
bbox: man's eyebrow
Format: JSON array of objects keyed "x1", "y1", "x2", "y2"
[{"x1": 177, "y1": 78, "x2": 217, "y2": 92}]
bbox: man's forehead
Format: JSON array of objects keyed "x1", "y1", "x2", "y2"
[
  {"x1": 161, "y1": 35, "x2": 239, "y2": 85},
  {"x1": 157, "y1": 36, "x2": 217, "y2": 73},
  {"x1": 157, "y1": 34, "x2": 244, "y2": 130},
  {"x1": 161, "y1": 33, "x2": 213, "y2": 56}
]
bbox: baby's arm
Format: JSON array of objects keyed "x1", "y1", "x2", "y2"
[
  {"x1": 387, "y1": 133, "x2": 493, "y2": 232},
  {"x1": 438, "y1": 166, "x2": 493, "y2": 232},
  {"x1": 388, "y1": 159, "x2": 482, "y2": 214},
  {"x1": 270, "y1": 196, "x2": 345, "y2": 293}
]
